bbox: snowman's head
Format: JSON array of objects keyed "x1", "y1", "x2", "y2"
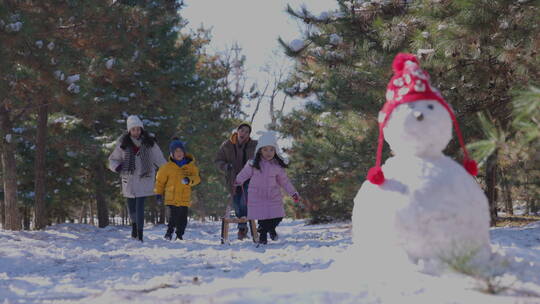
[
  {"x1": 366, "y1": 53, "x2": 478, "y2": 185},
  {"x1": 383, "y1": 99, "x2": 452, "y2": 157}
]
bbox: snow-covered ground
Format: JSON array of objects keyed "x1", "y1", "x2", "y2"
[{"x1": 1, "y1": 219, "x2": 540, "y2": 303}]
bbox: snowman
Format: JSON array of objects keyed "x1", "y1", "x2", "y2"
[{"x1": 352, "y1": 53, "x2": 491, "y2": 273}]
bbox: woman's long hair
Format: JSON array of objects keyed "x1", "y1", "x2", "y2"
[
  {"x1": 252, "y1": 149, "x2": 288, "y2": 170},
  {"x1": 120, "y1": 129, "x2": 155, "y2": 149}
]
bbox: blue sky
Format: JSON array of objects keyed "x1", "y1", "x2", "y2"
[{"x1": 181, "y1": 0, "x2": 336, "y2": 135}]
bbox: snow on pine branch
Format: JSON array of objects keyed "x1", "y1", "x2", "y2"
[
  {"x1": 106, "y1": 58, "x2": 115, "y2": 69},
  {"x1": 289, "y1": 39, "x2": 305, "y2": 52},
  {"x1": 4, "y1": 21, "x2": 23, "y2": 32}
]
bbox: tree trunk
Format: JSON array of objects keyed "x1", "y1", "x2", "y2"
[
  {"x1": 0, "y1": 108, "x2": 21, "y2": 230},
  {"x1": 158, "y1": 203, "x2": 166, "y2": 224},
  {"x1": 0, "y1": 193, "x2": 4, "y2": 228},
  {"x1": 93, "y1": 155, "x2": 109, "y2": 228},
  {"x1": 121, "y1": 205, "x2": 126, "y2": 226},
  {"x1": 250, "y1": 82, "x2": 269, "y2": 125},
  {"x1": 0, "y1": 164, "x2": 4, "y2": 228},
  {"x1": 501, "y1": 172, "x2": 513, "y2": 216},
  {"x1": 524, "y1": 175, "x2": 538, "y2": 215},
  {"x1": 79, "y1": 202, "x2": 87, "y2": 224},
  {"x1": 89, "y1": 201, "x2": 95, "y2": 226},
  {"x1": 485, "y1": 151, "x2": 498, "y2": 226},
  {"x1": 194, "y1": 190, "x2": 206, "y2": 222},
  {"x1": 34, "y1": 100, "x2": 49, "y2": 230},
  {"x1": 530, "y1": 198, "x2": 538, "y2": 215},
  {"x1": 23, "y1": 205, "x2": 31, "y2": 230}
]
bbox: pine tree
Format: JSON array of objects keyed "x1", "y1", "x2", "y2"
[
  {"x1": 278, "y1": 0, "x2": 539, "y2": 222},
  {"x1": 412, "y1": 0, "x2": 539, "y2": 223},
  {"x1": 1, "y1": 0, "x2": 156, "y2": 229},
  {"x1": 1, "y1": 0, "x2": 247, "y2": 228},
  {"x1": 511, "y1": 87, "x2": 540, "y2": 214},
  {"x1": 278, "y1": 1, "x2": 412, "y2": 221}
]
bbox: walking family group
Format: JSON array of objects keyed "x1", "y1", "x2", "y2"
[{"x1": 108, "y1": 117, "x2": 301, "y2": 245}]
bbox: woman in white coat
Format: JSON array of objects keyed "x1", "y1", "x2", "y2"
[{"x1": 108, "y1": 115, "x2": 166, "y2": 242}]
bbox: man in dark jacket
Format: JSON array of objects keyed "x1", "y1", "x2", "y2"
[{"x1": 215, "y1": 123, "x2": 258, "y2": 239}]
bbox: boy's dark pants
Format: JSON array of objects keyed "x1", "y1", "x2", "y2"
[
  {"x1": 167, "y1": 206, "x2": 189, "y2": 238},
  {"x1": 257, "y1": 217, "x2": 283, "y2": 243}
]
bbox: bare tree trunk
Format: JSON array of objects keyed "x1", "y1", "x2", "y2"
[
  {"x1": 34, "y1": 100, "x2": 49, "y2": 230},
  {"x1": 79, "y1": 202, "x2": 87, "y2": 224},
  {"x1": 268, "y1": 82, "x2": 282, "y2": 129},
  {"x1": 269, "y1": 94, "x2": 276, "y2": 128},
  {"x1": 259, "y1": 50, "x2": 290, "y2": 129},
  {"x1": 194, "y1": 190, "x2": 206, "y2": 222},
  {"x1": 269, "y1": 92, "x2": 288, "y2": 130},
  {"x1": 23, "y1": 205, "x2": 31, "y2": 230},
  {"x1": 485, "y1": 151, "x2": 498, "y2": 226},
  {"x1": 523, "y1": 174, "x2": 537, "y2": 215},
  {"x1": 530, "y1": 198, "x2": 538, "y2": 215},
  {"x1": 250, "y1": 83, "x2": 269, "y2": 125},
  {"x1": 0, "y1": 161, "x2": 4, "y2": 228},
  {"x1": 158, "y1": 202, "x2": 165, "y2": 224},
  {"x1": 93, "y1": 154, "x2": 109, "y2": 228},
  {"x1": 1, "y1": 108, "x2": 21, "y2": 230},
  {"x1": 501, "y1": 172, "x2": 513, "y2": 216},
  {"x1": 121, "y1": 205, "x2": 126, "y2": 226},
  {"x1": 0, "y1": 193, "x2": 4, "y2": 228},
  {"x1": 89, "y1": 201, "x2": 95, "y2": 226},
  {"x1": 279, "y1": 94, "x2": 288, "y2": 115},
  {"x1": 149, "y1": 206, "x2": 155, "y2": 224}
]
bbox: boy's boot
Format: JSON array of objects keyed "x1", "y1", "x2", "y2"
[
  {"x1": 131, "y1": 223, "x2": 137, "y2": 239},
  {"x1": 137, "y1": 229, "x2": 143, "y2": 242}
]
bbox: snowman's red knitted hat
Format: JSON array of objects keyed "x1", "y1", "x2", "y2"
[{"x1": 366, "y1": 53, "x2": 478, "y2": 185}]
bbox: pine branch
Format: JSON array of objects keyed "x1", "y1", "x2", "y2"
[{"x1": 277, "y1": 37, "x2": 309, "y2": 58}]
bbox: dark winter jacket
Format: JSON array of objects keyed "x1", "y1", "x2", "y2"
[{"x1": 214, "y1": 132, "x2": 258, "y2": 194}]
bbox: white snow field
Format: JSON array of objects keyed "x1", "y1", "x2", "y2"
[{"x1": 1, "y1": 219, "x2": 540, "y2": 303}]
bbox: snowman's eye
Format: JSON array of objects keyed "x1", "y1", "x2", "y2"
[{"x1": 427, "y1": 104, "x2": 434, "y2": 110}]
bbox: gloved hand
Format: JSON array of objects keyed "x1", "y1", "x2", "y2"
[
  {"x1": 182, "y1": 177, "x2": 190, "y2": 185},
  {"x1": 115, "y1": 164, "x2": 122, "y2": 173},
  {"x1": 292, "y1": 193, "x2": 300, "y2": 203},
  {"x1": 156, "y1": 194, "x2": 163, "y2": 205}
]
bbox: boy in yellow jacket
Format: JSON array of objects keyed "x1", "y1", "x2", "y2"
[{"x1": 155, "y1": 138, "x2": 201, "y2": 240}]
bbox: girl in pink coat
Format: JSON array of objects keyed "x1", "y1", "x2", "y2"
[{"x1": 235, "y1": 131, "x2": 300, "y2": 244}]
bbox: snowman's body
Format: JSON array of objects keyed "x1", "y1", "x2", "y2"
[{"x1": 352, "y1": 100, "x2": 491, "y2": 268}]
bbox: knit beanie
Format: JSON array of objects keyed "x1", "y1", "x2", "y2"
[
  {"x1": 126, "y1": 115, "x2": 144, "y2": 132},
  {"x1": 255, "y1": 131, "x2": 289, "y2": 164},
  {"x1": 169, "y1": 139, "x2": 186, "y2": 155}
]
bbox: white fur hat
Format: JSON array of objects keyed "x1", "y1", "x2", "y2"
[
  {"x1": 126, "y1": 115, "x2": 144, "y2": 131},
  {"x1": 255, "y1": 131, "x2": 289, "y2": 164}
]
